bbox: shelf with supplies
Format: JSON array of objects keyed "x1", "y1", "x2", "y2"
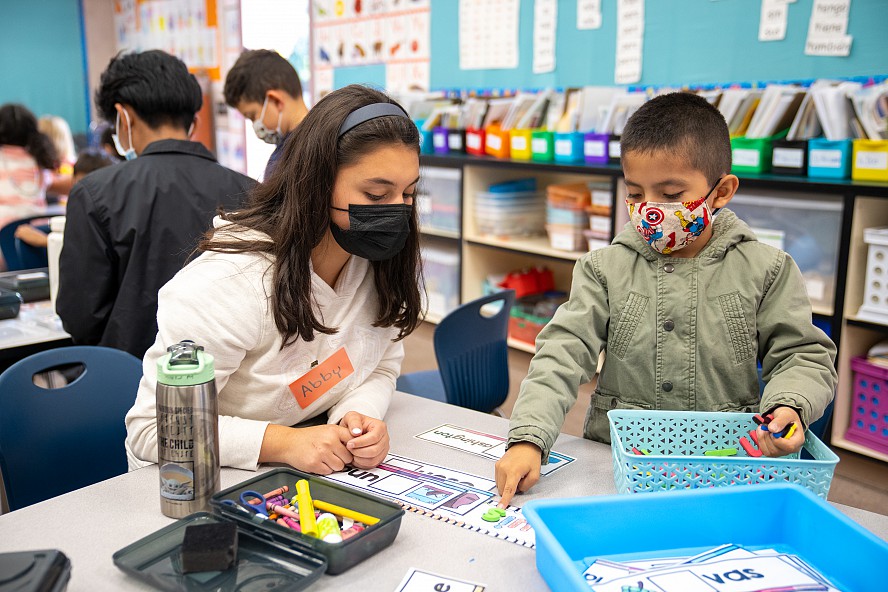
[{"x1": 418, "y1": 153, "x2": 888, "y2": 464}]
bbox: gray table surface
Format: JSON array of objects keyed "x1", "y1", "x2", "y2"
[{"x1": 1, "y1": 391, "x2": 886, "y2": 591}]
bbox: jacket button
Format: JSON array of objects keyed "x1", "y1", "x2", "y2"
[
  {"x1": 664, "y1": 319, "x2": 675, "y2": 331},
  {"x1": 664, "y1": 263, "x2": 674, "y2": 273},
  {"x1": 662, "y1": 381, "x2": 673, "y2": 392},
  {"x1": 610, "y1": 397, "x2": 618, "y2": 409}
]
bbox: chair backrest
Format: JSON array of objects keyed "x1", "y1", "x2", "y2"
[
  {"x1": 433, "y1": 290, "x2": 516, "y2": 413},
  {"x1": 0, "y1": 346, "x2": 142, "y2": 510},
  {"x1": 0, "y1": 215, "x2": 50, "y2": 271}
]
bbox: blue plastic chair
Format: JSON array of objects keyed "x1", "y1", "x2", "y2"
[
  {"x1": 0, "y1": 346, "x2": 142, "y2": 510},
  {"x1": 0, "y1": 215, "x2": 51, "y2": 271},
  {"x1": 397, "y1": 290, "x2": 515, "y2": 414}
]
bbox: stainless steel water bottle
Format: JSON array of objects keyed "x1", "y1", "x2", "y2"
[{"x1": 156, "y1": 340, "x2": 220, "y2": 518}]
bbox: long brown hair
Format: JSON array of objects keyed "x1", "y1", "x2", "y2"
[{"x1": 200, "y1": 85, "x2": 422, "y2": 345}]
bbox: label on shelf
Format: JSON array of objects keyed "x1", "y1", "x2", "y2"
[
  {"x1": 511, "y1": 135, "x2": 528, "y2": 151},
  {"x1": 584, "y1": 140, "x2": 606, "y2": 157},
  {"x1": 856, "y1": 150, "x2": 888, "y2": 171},
  {"x1": 590, "y1": 215, "x2": 611, "y2": 233},
  {"x1": 531, "y1": 138, "x2": 548, "y2": 153},
  {"x1": 550, "y1": 231, "x2": 579, "y2": 251},
  {"x1": 554, "y1": 139, "x2": 572, "y2": 155},
  {"x1": 592, "y1": 190, "x2": 612, "y2": 207},
  {"x1": 773, "y1": 148, "x2": 804, "y2": 169},
  {"x1": 733, "y1": 149, "x2": 760, "y2": 167},
  {"x1": 487, "y1": 134, "x2": 502, "y2": 151},
  {"x1": 608, "y1": 140, "x2": 621, "y2": 158},
  {"x1": 433, "y1": 133, "x2": 446, "y2": 148},
  {"x1": 810, "y1": 149, "x2": 843, "y2": 169},
  {"x1": 467, "y1": 133, "x2": 482, "y2": 150},
  {"x1": 448, "y1": 134, "x2": 463, "y2": 151}
]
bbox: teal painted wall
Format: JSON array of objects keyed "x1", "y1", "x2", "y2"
[
  {"x1": 330, "y1": 0, "x2": 887, "y2": 92},
  {"x1": 0, "y1": 0, "x2": 89, "y2": 134}
]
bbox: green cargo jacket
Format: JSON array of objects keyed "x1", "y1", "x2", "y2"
[{"x1": 507, "y1": 209, "x2": 838, "y2": 460}]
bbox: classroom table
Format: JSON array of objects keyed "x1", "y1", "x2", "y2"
[
  {"x1": 1, "y1": 392, "x2": 886, "y2": 591},
  {"x1": 0, "y1": 298, "x2": 72, "y2": 372}
]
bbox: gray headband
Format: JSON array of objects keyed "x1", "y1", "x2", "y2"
[{"x1": 338, "y1": 103, "x2": 410, "y2": 137}]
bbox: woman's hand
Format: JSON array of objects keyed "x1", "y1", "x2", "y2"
[
  {"x1": 260, "y1": 423, "x2": 354, "y2": 474},
  {"x1": 339, "y1": 411, "x2": 390, "y2": 469}
]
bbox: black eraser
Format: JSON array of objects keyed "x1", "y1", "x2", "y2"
[{"x1": 181, "y1": 522, "x2": 238, "y2": 573}]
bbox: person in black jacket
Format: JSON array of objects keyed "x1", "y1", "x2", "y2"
[{"x1": 57, "y1": 50, "x2": 255, "y2": 359}]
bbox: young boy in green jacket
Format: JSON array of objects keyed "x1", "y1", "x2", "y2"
[{"x1": 495, "y1": 92, "x2": 837, "y2": 507}]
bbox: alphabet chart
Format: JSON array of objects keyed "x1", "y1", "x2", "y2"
[
  {"x1": 414, "y1": 424, "x2": 576, "y2": 476},
  {"x1": 582, "y1": 544, "x2": 838, "y2": 591},
  {"x1": 323, "y1": 454, "x2": 536, "y2": 548}
]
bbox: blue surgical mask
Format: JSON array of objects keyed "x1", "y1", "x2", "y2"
[
  {"x1": 112, "y1": 109, "x2": 137, "y2": 161},
  {"x1": 252, "y1": 96, "x2": 283, "y2": 145}
]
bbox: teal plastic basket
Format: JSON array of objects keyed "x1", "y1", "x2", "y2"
[{"x1": 607, "y1": 410, "x2": 839, "y2": 499}]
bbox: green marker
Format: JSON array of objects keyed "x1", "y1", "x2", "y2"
[{"x1": 704, "y1": 447, "x2": 738, "y2": 456}]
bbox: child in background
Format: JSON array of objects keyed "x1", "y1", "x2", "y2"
[
  {"x1": 14, "y1": 149, "x2": 114, "y2": 248},
  {"x1": 38, "y1": 115, "x2": 77, "y2": 199},
  {"x1": 0, "y1": 104, "x2": 57, "y2": 248},
  {"x1": 126, "y1": 85, "x2": 422, "y2": 474},
  {"x1": 495, "y1": 93, "x2": 837, "y2": 507},
  {"x1": 223, "y1": 49, "x2": 309, "y2": 178}
]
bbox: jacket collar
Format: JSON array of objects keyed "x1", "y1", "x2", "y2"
[{"x1": 140, "y1": 139, "x2": 217, "y2": 162}]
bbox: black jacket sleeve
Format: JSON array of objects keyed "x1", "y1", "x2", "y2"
[{"x1": 56, "y1": 182, "x2": 119, "y2": 345}]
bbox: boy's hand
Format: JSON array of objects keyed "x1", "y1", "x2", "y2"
[
  {"x1": 757, "y1": 406, "x2": 804, "y2": 457},
  {"x1": 261, "y1": 424, "x2": 354, "y2": 474},
  {"x1": 339, "y1": 411, "x2": 390, "y2": 469},
  {"x1": 495, "y1": 442, "x2": 543, "y2": 508}
]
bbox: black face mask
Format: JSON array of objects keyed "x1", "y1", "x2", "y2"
[{"x1": 330, "y1": 203, "x2": 412, "y2": 261}]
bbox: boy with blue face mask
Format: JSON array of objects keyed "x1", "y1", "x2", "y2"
[
  {"x1": 495, "y1": 92, "x2": 837, "y2": 507},
  {"x1": 223, "y1": 50, "x2": 309, "y2": 179}
]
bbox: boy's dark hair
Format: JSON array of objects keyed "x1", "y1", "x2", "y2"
[
  {"x1": 202, "y1": 84, "x2": 422, "y2": 344},
  {"x1": 0, "y1": 103, "x2": 59, "y2": 170},
  {"x1": 223, "y1": 50, "x2": 303, "y2": 107},
  {"x1": 95, "y1": 50, "x2": 202, "y2": 131},
  {"x1": 621, "y1": 92, "x2": 731, "y2": 184},
  {"x1": 73, "y1": 149, "x2": 115, "y2": 177}
]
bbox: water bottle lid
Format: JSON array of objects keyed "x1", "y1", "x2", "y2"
[{"x1": 157, "y1": 340, "x2": 215, "y2": 386}]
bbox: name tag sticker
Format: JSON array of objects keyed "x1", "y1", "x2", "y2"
[{"x1": 289, "y1": 347, "x2": 354, "y2": 409}]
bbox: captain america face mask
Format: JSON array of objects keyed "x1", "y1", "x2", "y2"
[{"x1": 626, "y1": 178, "x2": 722, "y2": 255}]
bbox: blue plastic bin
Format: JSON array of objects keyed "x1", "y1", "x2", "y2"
[
  {"x1": 808, "y1": 138, "x2": 852, "y2": 179},
  {"x1": 524, "y1": 485, "x2": 888, "y2": 592},
  {"x1": 554, "y1": 132, "x2": 585, "y2": 163},
  {"x1": 608, "y1": 410, "x2": 839, "y2": 498}
]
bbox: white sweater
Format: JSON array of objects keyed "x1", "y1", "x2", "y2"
[{"x1": 125, "y1": 223, "x2": 403, "y2": 471}]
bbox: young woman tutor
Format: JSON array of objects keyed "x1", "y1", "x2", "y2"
[{"x1": 126, "y1": 85, "x2": 423, "y2": 474}]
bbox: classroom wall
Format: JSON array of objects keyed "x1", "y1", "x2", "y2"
[
  {"x1": 332, "y1": 0, "x2": 887, "y2": 92},
  {"x1": 0, "y1": 0, "x2": 89, "y2": 135}
]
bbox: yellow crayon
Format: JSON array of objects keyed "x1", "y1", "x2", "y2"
[
  {"x1": 295, "y1": 480, "x2": 318, "y2": 537},
  {"x1": 783, "y1": 423, "x2": 797, "y2": 439},
  {"x1": 313, "y1": 499, "x2": 379, "y2": 526}
]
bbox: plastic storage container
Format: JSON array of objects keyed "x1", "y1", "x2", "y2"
[
  {"x1": 509, "y1": 128, "x2": 533, "y2": 160},
  {"x1": 851, "y1": 139, "x2": 888, "y2": 182},
  {"x1": 583, "y1": 133, "x2": 609, "y2": 165},
  {"x1": 114, "y1": 512, "x2": 326, "y2": 590},
  {"x1": 846, "y1": 356, "x2": 888, "y2": 456},
  {"x1": 465, "y1": 127, "x2": 486, "y2": 155},
  {"x1": 608, "y1": 410, "x2": 839, "y2": 498},
  {"x1": 808, "y1": 138, "x2": 852, "y2": 178},
  {"x1": 857, "y1": 227, "x2": 888, "y2": 325},
  {"x1": 421, "y1": 244, "x2": 460, "y2": 319},
  {"x1": 771, "y1": 139, "x2": 808, "y2": 176},
  {"x1": 0, "y1": 549, "x2": 71, "y2": 591},
  {"x1": 418, "y1": 166, "x2": 461, "y2": 233},
  {"x1": 731, "y1": 135, "x2": 777, "y2": 174},
  {"x1": 473, "y1": 190, "x2": 545, "y2": 237},
  {"x1": 523, "y1": 484, "x2": 888, "y2": 592},
  {"x1": 530, "y1": 130, "x2": 554, "y2": 162},
  {"x1": 553, "y1": 132, "x2": 585, "y2": 163},
  {"x1": 212, "y1": 468, "x2": 404, "y2": 574},
  {"x1": 728, "y1": 191, "x2": 842, "y2": 313}
]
